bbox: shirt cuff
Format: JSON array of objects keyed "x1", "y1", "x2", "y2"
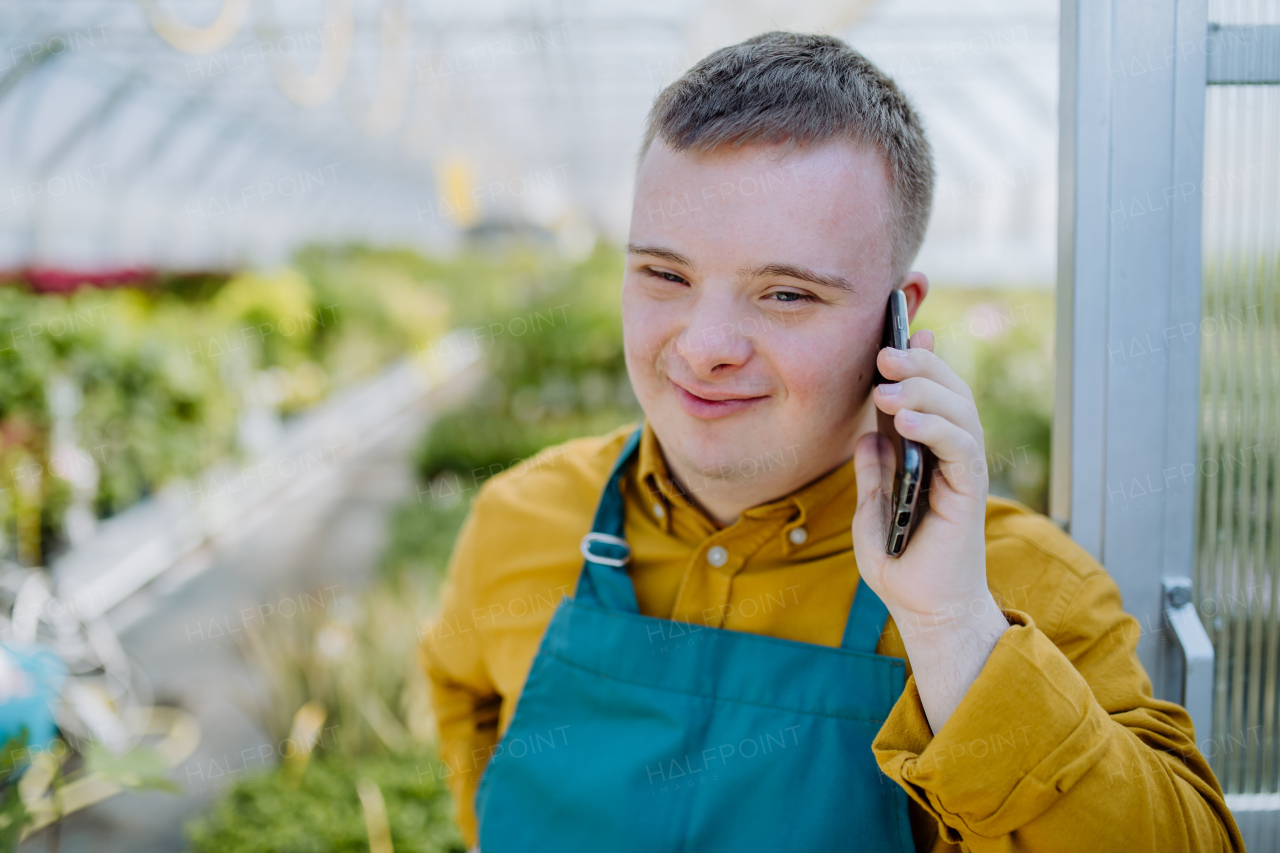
[{"x1": 872, "y1": 609, "x2": 1113, "y2": 840}]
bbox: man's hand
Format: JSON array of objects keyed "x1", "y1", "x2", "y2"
[{"x1": 851, "y1": 329, "x2": 1008, "y2": 733}]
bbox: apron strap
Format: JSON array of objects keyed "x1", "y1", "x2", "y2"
[
  {"x1": 575, "y1": 424, "x2": 893, "y2": 654},
  {"x1": 574, "y1": 426, "x2": 644, "y2": 612},
  {"x1": 840, "y1": 578, "x2": 890, "y2": 654}
]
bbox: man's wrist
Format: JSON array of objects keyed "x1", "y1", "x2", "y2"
[
  {"x1": 892, "y1": 595, "x2": 1011, "y2": 732},
  {"x1": 889, "y1": 592, "x2": 1010, "y2": 650},
  {"x1": 900, "y1": 604, "x2": 1009, "y2": 663}
]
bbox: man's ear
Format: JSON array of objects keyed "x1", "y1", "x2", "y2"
[{"x1": 899, "y1": 271, "x2": 929, "y2": 323}]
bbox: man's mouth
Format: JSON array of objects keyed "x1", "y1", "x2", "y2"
[{"x1": 670, "y1": 380, "x2": 769, "y2": 420}]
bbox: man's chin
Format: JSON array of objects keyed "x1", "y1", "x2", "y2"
[{"x1": 654, "y1": 411, "x2": 793, "y2": 483}]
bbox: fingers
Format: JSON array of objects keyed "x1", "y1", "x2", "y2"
[
  {"x1": 873, "y1": 328, "x2": 987, "y2": 495},
  {"x1": 873, "y1": 376, "x2": 981, "y2": 437},
  {"x1": 876, "y1": 335, "x2": 972, "y2": 401},
  {"x1": 892, "y1": 409, "x2": 987, "y2": 494}
]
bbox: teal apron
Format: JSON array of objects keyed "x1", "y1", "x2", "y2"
[{"x1": 475, "y1": 428, "x2": 914, "y2": 851}]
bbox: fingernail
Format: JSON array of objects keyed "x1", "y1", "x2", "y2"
[
  {"x1": 884, "y1": 347, "x2": 908, "y2": 358},
  {"x1": 900, "y1": 410, "x2": 922, "y2": 426},
  {"x1": 878, "y1": 382, "x2": 901, "y2": 397}
]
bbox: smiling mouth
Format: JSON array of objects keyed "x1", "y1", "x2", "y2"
[{"x1": 671, "y1": 382, "x2": 769, "y2": 420}]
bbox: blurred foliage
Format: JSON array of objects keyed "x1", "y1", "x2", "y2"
[
  {"x1": 15, "y1": 737, "x2": 178, "y2": 846},
  {"x1": 211, "y1": 269, "x2": 318, "y2": 370},
  {"x1": 295, "y1": 243, "x2": 565, "y2": 331},
  {"x1": 60, "y1": 288, "x2": 242, "y2": 521},
  {"x1": 185, "y1": 751, "x2": 462, "y2": 853},
  {"x1": 0, "y1": 254, "x2": 457, "y2": 564},
  {"x1": 82, "y1": 741, "x2": 181, "y2": 794},
  {"x1": 378, "y1": 499, "x2": 473, "y2": 587},
  {"x1": 0, "y1": 732, "x2": 30, "y2": 852},
  {"x1": 240, "y1": 577, "x2": 438, "y2": 758},
  {"x1": 185, "y1": 572, "x2": 460, "y2": 853},
  {"x1": 292, "y1": 248, "x2": 450, "y2": 388},
  {"x1": 414, "y1": 243, "x2": 640, "y2": 482},
  {"x1": 914, "y1": 288, "x2": 1055, "y2": 512},
  {"x1": 0, "y1": 784, "x2": 24, "y2": 853}
]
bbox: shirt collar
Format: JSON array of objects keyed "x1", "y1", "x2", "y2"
[{"x1": 635, "y1": 421, "x2": 686, "y2": 533}]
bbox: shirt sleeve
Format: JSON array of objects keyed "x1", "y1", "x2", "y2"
[
  {"x1": 420, "y1": 494, "x2": 498, "y2": 849},
  {"x1": 871, "y1": 571, "x2": 1244, "y2": 852}
]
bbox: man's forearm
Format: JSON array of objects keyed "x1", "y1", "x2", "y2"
[
  {"x1": 890, "y1": 592, "x2": 1009, "y2": 733},
  {"x1": 872, "y1": 608, "x2": 1242, "y2": 851}
]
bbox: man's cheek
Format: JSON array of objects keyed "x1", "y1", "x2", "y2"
[
  {"x1": 623, "y1": 303, "x2": 678, "y2": 366},
  {"x1": 774, "y1": 340, "x2": 863, "y2": 410},
  {"x1": 621, "y1": 334, "x2": 668, "y2": 408},
  {"x1": 622, "y1": 324, "x2": 664, "y2": 373}
]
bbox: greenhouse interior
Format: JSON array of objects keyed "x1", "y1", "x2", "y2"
[{"x1": 0, "y1": 0, "x2": 1275, "y2": 850}]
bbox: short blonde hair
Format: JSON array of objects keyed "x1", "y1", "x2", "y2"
[{"x1": 640, "y1": 31, "x2": 935, "y2": 282}]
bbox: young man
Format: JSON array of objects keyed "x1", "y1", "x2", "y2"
[{"x1": 423, "y1": 32, "x2": 1242, "y2": 852}]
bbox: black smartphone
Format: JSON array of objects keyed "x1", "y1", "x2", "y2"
[{"x1": 874, "y1": 289, "x2": 934, "y2": 556}]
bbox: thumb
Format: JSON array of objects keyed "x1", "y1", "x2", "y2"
[
  {"x1": 851, "y1": 430, "x2": 894, "y2": 561},
  {"x1": 909, "y1": 328, "x2": 935, "y2": 352}
]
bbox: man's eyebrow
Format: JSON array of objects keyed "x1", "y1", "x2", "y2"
[
  {"x1": 627, "y1": 243, "x2": 695, "y2": 269},
  {"x1": 626, "y1": 246, "x2": 854, "y2": 293},
  {"x1": 744, "y1": 262, "x2": 856, "y2": 293}
]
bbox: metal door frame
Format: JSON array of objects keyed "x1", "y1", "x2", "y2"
[{"x1": 1056, "y1": 0, "x2": 1280, "y2": 840}]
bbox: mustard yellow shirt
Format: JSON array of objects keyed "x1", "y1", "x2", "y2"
[{"x1": 421, "y1": 422, "x2": 1242, "y2": 851}]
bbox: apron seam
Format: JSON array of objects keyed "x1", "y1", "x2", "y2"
[
  {"x1": 571, "y1": 599, "x2": 905, "y2": 665},
  {"x1": 543, "y1": 648, "x2": 893, "y2": 725}
]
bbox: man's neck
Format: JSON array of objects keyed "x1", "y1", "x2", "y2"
[
  {"x1": 668, "y1": 468, "x2": 802, "y2": 527},
  {"x1": 658, "y1": 402, "x2": 877, "y2": 527},
  {"x1": 664, "y1": 463, "x2": 756, "y2": 527}
]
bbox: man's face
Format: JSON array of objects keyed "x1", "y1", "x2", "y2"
[{"x1": 622, "y1": 138, "x2": 924, "y2": 499}]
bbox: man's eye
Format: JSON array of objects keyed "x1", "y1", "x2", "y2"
[
  {"x1": 769, "y1": 291, "x2": 812, "y2": 303},
  {"x1": 648, "y1": 269, "x2": 687, "y2": 284}
]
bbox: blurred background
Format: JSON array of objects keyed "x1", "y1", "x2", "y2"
[{"x1": 0, "y1": 0, "x2": 1103, "y2": 849}]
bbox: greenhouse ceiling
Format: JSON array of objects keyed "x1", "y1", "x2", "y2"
[{"x1": 0, "y1": 0, "x2": 1057, "y2": 285}]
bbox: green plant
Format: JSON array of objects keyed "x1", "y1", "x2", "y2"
[
  {"x1": 0, "y1": 732, "x2": 31, "y2": 852},
  {"x1": 63, "y1": 289, "x2": 242, "y2": 519},
  {"x1": 0, "y1": 250, "x2": 469, "y2": 562},
  {"x1": 185, "y1": 751, "x2": 463, "y2": 853},
  {"x1": 238, "y1": 576, "x2": 438, "y2": 758},
  {"x1": 377, "y1": 499, "x2": 473, "y2": 586},
  {"x1": 413, "y1": 243, "x2": 640, "y2": 483},
  {"x1": 185, "y1": 554, "x2": 464, "y2": 851}
]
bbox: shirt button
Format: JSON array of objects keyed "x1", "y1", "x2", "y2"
[
  {"x1": 789, "y1": 526, "x2": 808, "y2": 545},
  {"x1": 652, "y1": 503, "x2": 665, "y2": 519},
  {"x1": 706, "y1": 545, "x2": 728, "y2": 567}
]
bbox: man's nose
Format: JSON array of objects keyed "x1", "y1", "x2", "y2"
[{"x1": 674, "y1": 297, "x2": 753, "y2": 376}]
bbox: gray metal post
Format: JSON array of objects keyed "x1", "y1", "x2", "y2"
[{"x1": 1054, "y1": 0, "x2": 1208, "y2": 706}]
